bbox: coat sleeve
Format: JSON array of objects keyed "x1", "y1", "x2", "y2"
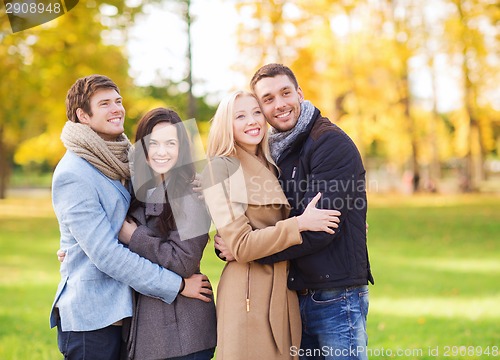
[
  {"x1": 258, "y1": 130, "x2": 366, "y2": 264},
  {"x1": 53, "y1": 170, "x2": 182, "y2": 303},
  {"x1": 128, "y1": 194, "x2": 210, "y2": 278},
  {"x1": 201, "y1": 157, "x2": 302, "y2": 263}
]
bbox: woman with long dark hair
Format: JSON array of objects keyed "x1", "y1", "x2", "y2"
[{"x1": 119, "y1": 108, "x2": 217, "y2": 360}]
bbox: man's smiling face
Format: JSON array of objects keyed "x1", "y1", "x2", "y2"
[
  {"x1": 77, "y1": 88, "x2": 125, "y2": 141},
  {"x1": 253, "y1": 74, "x2": 304, "y2": 132}
]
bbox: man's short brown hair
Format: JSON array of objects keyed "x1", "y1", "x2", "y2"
[
  {"x1": 66, "y1": 75, "x2": 120, "y2": 123},
  {"x1": 250, "y1": 63, "x2": 299, "y2": 92}
]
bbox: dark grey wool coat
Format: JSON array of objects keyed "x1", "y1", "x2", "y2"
[{"x1": 124, "y1": 187, "x2": 217, "y2": 359}]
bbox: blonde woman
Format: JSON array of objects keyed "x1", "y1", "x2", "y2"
[{"x1": 201, "y1": 91, "x2": 341, "y2": 359}]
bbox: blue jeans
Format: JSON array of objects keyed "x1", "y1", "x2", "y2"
[
  {"x1": 168, "y1": 347, "x2": 215, "y2": 360},
  {"x1": 298, "y1": 285, "x2": 369, "y2": 360},
  {"x1": 57, "y1": 319, "x2": 122, "y2": 360}
]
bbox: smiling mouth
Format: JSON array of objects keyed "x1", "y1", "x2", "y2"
[
  {"x1": 245, "y1": 129, "x2": 260, "y2": 136},
  {"x1": 108, "y1": 117, "x2": 122, "y2": 124},
  {"x1": 276, "y1": 110, "x2": 291, "y2": 119},
  {"x1": 152, "y1": 159, "x2": 171, "y2": 164}
]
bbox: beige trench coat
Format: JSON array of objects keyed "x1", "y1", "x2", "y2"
[{"x1": 202, "y1": 146, "x2": 302, "y2": 360}]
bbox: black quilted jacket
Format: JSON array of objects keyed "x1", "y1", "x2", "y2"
[{"x1": 258, "y1": 108, "x2": 374, "y2": 290}]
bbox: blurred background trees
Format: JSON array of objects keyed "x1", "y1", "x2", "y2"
[
  {"x1": 234, "y1": 0, "x2": 499, "y2": 193},
  {"x1": 0, "y1": 0, "x2": 498, "y2": 198}
]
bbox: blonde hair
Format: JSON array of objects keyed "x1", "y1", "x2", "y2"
[{"x1": 207, "y1": 91, "x2": 276, "y2": 169}]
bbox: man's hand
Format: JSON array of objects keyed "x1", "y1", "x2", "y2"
[
  {"x1": 181, "y1": 273, "x2": 213, "y2": 302},
  {"x1": 214, "y1": 233, "x2": 235, "y2": 262}
]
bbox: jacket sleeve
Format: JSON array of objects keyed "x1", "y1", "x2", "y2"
[
  {"x1": 128, "y1": 194, "x2": 210, "y2": 278},
  {"x1": 201, "y1": 157, "x2": 302, "y2": 263},
  {"x1": 258, "y1": 130, "x2": 365, "y2": 264},
  {"x1": 53, "y1": 171, "x2": 182, "y2": 303}
]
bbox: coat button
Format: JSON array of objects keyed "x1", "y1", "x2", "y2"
[{"x1": 290, "y1": 277, "x2": 294, "y2": 282}]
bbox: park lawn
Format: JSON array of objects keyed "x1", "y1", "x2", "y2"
[
  {"x1": 365, "y1": 194, "x2": 500, "y2": 359},
  {"x1": 0, "y1": 193, "x2": 499, "y2": 359}
]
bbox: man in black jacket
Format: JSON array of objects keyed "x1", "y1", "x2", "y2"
[{"x1": 251, "y1": 64, "x2": 374, "y2": 360}]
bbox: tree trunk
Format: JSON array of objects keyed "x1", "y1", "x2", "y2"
[
  {"x1": 0, "y1": 124, "x2": 9, "y2": 199},
  {"x1": 428, "y1": 58, "x2": 441, "y2": 192},
  {"x1": 391, "y1": 0, "x2": 420, "y2": 193},
  {"x1": 185, "y1": 0, "x2": 196, "y2": 120},
  {"x1": 402, "y1": 70, "x2": 420, "y2": 193},
  {"x1": 456, "y1": 0, "x2": 483, "y2": 192}
]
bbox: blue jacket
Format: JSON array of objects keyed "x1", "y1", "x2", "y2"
[
  {"x1": 50, "y1": 151, "x2": 182, "y2": 331},
  {"x1": 259, "y1": 109, "x2": 374, "y2": 290}
]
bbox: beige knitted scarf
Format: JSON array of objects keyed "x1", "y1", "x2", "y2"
[{"x1": 61, "y1": 121, "x2": 131, "y2": 181}]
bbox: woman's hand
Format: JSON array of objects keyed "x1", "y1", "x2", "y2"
[
  {"x1": 191, "y1": 173, "x2": 204, "y2": 200},
  {"x1": 214, "y1": 233, "x2": 235, "y2": 262},
  {"x1": 180, "y1": 273, "x2": 213, "y2": 302},
  {"x1": 56, "y1": 249, "x2": 66, "y2": 263},
  {"x1": 296, "y1": 192, "x2": 341, "y2": 234},
  {"x1": 119, "y1": 217, "x2": 138, "y2": 245}
]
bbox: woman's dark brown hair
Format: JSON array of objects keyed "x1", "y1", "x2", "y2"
[{"x1": 129, "y1": 108, "x2": 195, "y2": 234}]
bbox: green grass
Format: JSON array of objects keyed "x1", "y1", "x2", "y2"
[
  {"x1": 9, "y1": 169, "x2": 53, "y2": 188},
  {"x1": 0, "y1": 192, "x2": 499, "y2": 359},
  {"x1": 365, "y1": 194, "x2": 500, "y2": 359}
]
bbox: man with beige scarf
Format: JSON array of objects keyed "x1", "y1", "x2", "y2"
[{"x1": 49, "y1": 75, "x2": 210, "y2": 360}]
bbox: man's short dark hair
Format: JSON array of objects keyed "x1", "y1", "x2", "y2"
[
  {"x1": 66, "y1": 75, "x2": 120, "y2": 123},
  {"x1": 250, "y1": 63, "x2": 299, "y2": 92}
]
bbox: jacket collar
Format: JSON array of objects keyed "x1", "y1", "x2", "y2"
[{"x1": 279, "y1": 107, "x2": 320, "y2": 162}]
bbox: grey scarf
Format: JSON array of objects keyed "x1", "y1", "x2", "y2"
[{"x1": 268, "y1": 100, "x2": 315, "y2": 162}]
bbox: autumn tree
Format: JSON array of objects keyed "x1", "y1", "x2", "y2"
[
  {"x1": 233, "y1": 0, "x2": 299, "y2": 75},
  {"x1": 3, "y1": 0, "x2": 142, "y2": 199},
  {"x1": 0, "y1": 19, "x2": 34, "y2": 198},
  {"x1": 444, "y1": 0, "x2": 499, "y2": 191},
  {"x1": 232, "y1": 0, "x2": 498, "y2": 193}
]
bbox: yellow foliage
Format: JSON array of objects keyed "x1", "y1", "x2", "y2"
[
  {"x1": 234, "y1": 0, "x2": 498, "y2": 185},
  {"x1": 14, "y1": 132, "x2": 65, "y2": 167},
  {"x1": 125, "y1": 97, "x2": 168, "y2": 138},
  {"x1": 450, "y1": 109, "x2": 471, "y2": 157}
]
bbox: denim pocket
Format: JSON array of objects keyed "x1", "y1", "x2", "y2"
[
  {"x1": 358, "y1": 288, "x2": 369, "y2": 320},
  {"x1": 310, "y1": 289, "x2": 346, "y2": 304}
]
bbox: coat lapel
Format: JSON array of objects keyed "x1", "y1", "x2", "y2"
[
  {"x1": 235, "y1": 145, "x2": 289, "y2": 207},
  {"x1": 97, "y1": 170, "x2": 131, "y2": 203}
]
